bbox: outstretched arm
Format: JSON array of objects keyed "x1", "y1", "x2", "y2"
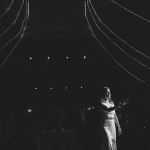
[{"x1": 98, "y1": 100, "x2": 121, "y2": 112}]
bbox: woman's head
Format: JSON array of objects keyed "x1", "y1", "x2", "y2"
[{"x1": 101, "y1": 86, "x2": 111, "y2": 99}]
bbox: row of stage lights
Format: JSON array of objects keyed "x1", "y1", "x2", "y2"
[
  {"x1": 26, "y1": 105, "x2": 95, "y2": 113},
  {"x1": 34, "y1": 86, "x2": 84, "y2": 90},
  {"x1": 29, "y1": 56, "x2": 87, "y2": 60}
]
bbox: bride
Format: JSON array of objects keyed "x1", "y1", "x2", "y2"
[{"x1": 98, "y1": 86, "x2": 129, "y2": 150}]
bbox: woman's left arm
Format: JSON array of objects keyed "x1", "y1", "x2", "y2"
[
  {"x1": 114, "y1": 112, "x2": 122, "y2": 136},
  {"x1": 114, "y1": 112, "x2": 120, "y2": 128}
]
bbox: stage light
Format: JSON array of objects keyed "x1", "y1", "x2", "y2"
[
  {"x1": 66, "y1": 56, "x2": 69, "y2": 59},
  {"x1": 35, "y1": 87, "x2": 37, "y2": 90},
  {"x1": 65, "y1": 87, "x2": 68, "y2": 89},
  {"x1": 88, "y1": 107, "x2": 91, "y2": 110},
  {"x1": 27, "y1": 108, "x2": 32, "y2": 113},
  {"x1": 50, "y1": 87, "x2": 53, "y2": 90},
  {"x1": 83, "y1": 56, "x2": 87, "y2": 59},
  {"x1": 47, "y1": 56, "x2": 50, "y2": 60},
  {"x1": 81, "y1": 86, "x2": 83, "y2": 89},
  {"x1": 30, "y1": 57, "x2": 32, "y2": 60}
]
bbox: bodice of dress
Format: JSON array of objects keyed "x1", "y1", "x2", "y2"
[
  {"x1": 100, "y1": 100, "x2": 115, "y2": 120},
  {"x1": 101, "y1": 100, "x2": 114, "y2": 108}
]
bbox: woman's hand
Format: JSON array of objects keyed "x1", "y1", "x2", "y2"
[{"x1": 120, "y1": 99, "x2": 129, "y2": 106}]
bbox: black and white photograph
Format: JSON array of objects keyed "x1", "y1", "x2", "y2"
[{"x1": 0, "y1": 0, "x2": 150, "y2": 150}]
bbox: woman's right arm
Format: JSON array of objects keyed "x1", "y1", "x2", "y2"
[
  {"x1": 107, "y1": 103, "x2": 121, "y2": 112},
  {"x1": 98, "y1": 101, "x2": 121, "y2": 112}
]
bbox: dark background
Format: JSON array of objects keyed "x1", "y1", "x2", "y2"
[
  {"x1": 0, "y1": 0, "x2": 148, "y2": 105},
  {"x1": 0, "y1": 0, "x2": 150, "y2": 150}
]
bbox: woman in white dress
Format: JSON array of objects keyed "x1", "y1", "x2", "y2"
[{"x1": 98, "y1": 87, "x2": 128, "y2": 150}]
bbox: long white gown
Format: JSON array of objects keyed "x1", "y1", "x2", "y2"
[{"x1": 99, "y1": 100, "x2": 117, "y2": 150}]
